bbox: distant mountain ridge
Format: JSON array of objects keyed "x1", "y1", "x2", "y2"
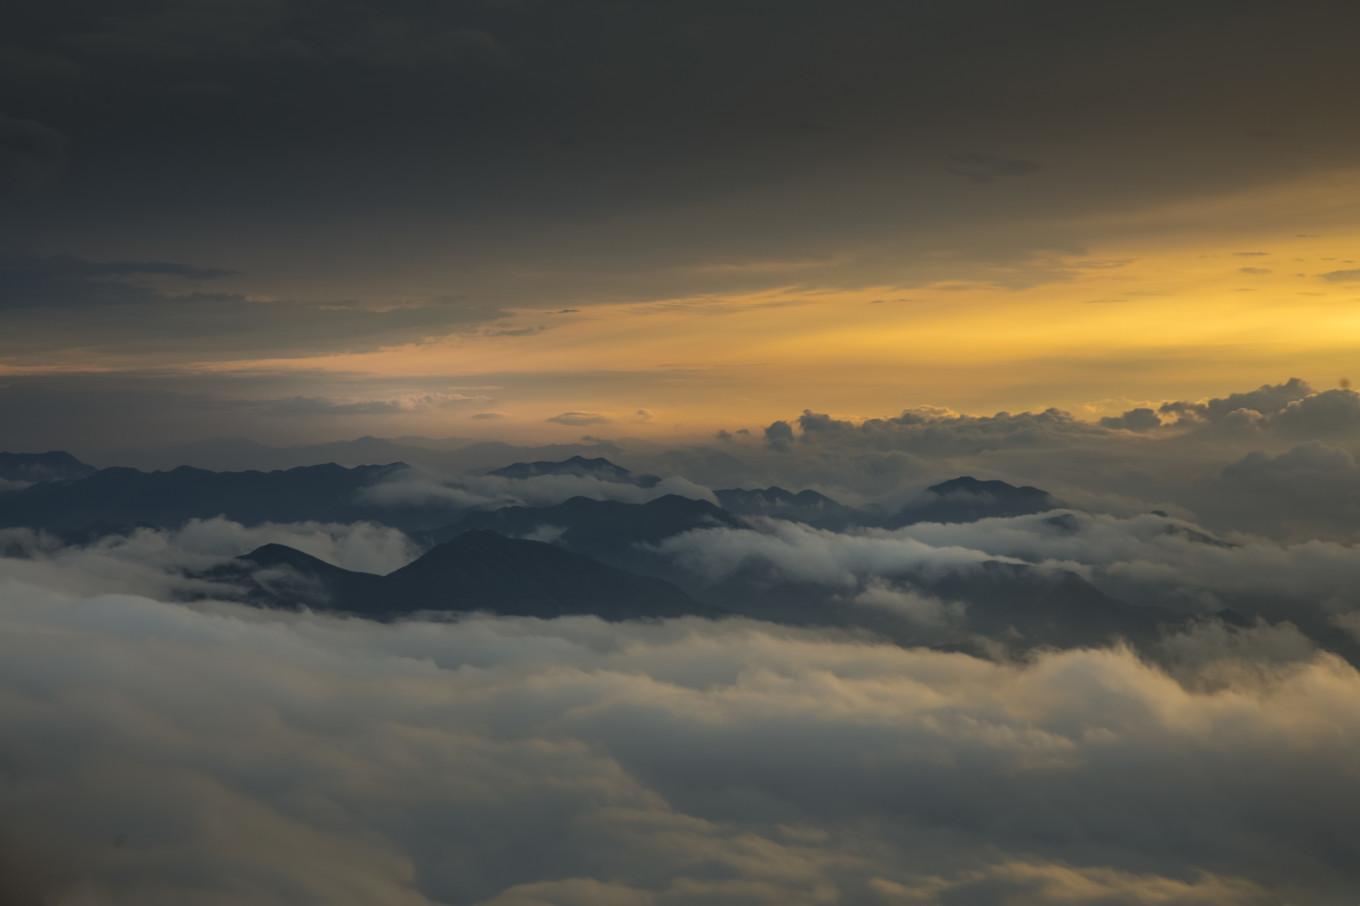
[
  {"x1": 713, "y1": 487, "x2": 858, "y2": 529},
  {"x1": 888, "y1": 476, "x2": 1061, "y2": 527},
  {"x1": 220, "y1": 530, "x2": 705, "y2": 620},
  {"x1": 424, "y1": 494, "x2": 739, "y2": 566},
  {"x1": 0, "y1": 449, "x2": 1295, "y2": 662},
  {"x1": 488, "y1": 455, "x2": 662, "y2": 487},
  {"x1": 0, "y1": 451, "x2": 97, "y2": 486},
  {"x1": 0, "y1": 461, "x2": 412, "y2": 531}
]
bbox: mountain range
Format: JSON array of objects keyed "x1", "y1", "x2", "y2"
[
  {"x1": 0, "y1": 451, "x2": 97, "y2": 486},
  {"x1": 214, "y1": 529, "x2": 704, "y2": 621},
  {"x1": 887, "y1": 476, "x2": 1062, "y2": 527},
  {"x1": 0, "y1": 462, "x2": 409, "y2": 532},
  {"x1": 488, "y1": 454, "x2": 662, "y2": 487},
  {"x1": 4, "y1": 448, "x2": 1223, "y2": 658},
  {"x1": 0, "y1": 450, "x2": 1067, "y2": 537}
]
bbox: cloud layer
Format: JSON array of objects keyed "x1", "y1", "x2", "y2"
[
  {"x1": 0, "y1": 517, "x2": 418, "y2": 599},
  {"x1": 2, "y1": 583, "x2": 1358, "y2": 905}
]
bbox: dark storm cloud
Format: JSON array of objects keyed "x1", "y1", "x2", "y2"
[
  {"x1": 1, "y1": 0, "x2": 1359, "y2": 371},
  {"x1": 9, "y1": 0, "x2": 1354, "y2": 180},
  {"x1": 946, "y1": 152, "x2": 1042, "y2": 184},
  {"x1": 0, "y1": 253, "x2": 231, "y2": 304},
  {"x1": 0, "y1": 373, "x2": 497, "y2": 453},
  {"x1": 4, "y1": 0, "x2": 1360, "y2": 289},
  {"x1": 0, "y1": 113, "x2": 66, "y2": 192},
  {"x1": 1099, "y1": 407, "x2": 1161, "y2": 431},
  {"x1": 763, "y1": 419, "x2": 794, "y2": 452},
  {"x1": 0, "y1": 253, "x2": 505, "y2": 360}
]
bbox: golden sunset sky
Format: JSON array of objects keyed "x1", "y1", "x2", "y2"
[{"x1": 5, "y1": 1, "x2": 1360, "y2": 447}]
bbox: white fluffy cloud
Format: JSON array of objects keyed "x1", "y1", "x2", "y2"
[
  {"x1": 1, "y1": 583, "x2": 1357, "y2": 904},
  {"x1": 656, "y1": 518, "x2": 1007, "y2": 588},
  {"x1": 648, "y1": 379, "x2": 1360, "y2": 543},
  {"x1": 0, "y1": 517, "x2": 418, "y2": 598},
  {"x1": 654, "y1": 509, "x2": 1360, "y2": 629}
]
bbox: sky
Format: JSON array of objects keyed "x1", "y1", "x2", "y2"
[
  {"x1": 10, "y1": 9, "x2": 1360, "y2": 900},
  {"x1": 5, "y1": 0, "x2": 1360, "y2": 448}
]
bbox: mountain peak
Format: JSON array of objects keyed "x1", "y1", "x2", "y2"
[
  {"x1": 487, "y1": 456, "x2": 660, "y2": 487},
  {"x1": 378, "y1": 530, "x2": 703, "y2": 619},
  {"x1": 0, "y1": 450, "x2": 98, "y2": 485},
  {"x1": 926, "y1": 476, "x2": 1051, "y2": 498},
  {"x1": 242, "y1": 542, "x2": 334, "y2": 569},
  {"x1": 713, "y1": 486, "x2": 854, "y2": 528},
  {"x1": 891, "y1": 476, "x2": 1060, "y2": 527}
]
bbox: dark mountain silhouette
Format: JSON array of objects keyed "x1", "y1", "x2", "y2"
[
  {"x1": 1160, "y1": 522, "x2": 1237, "y2": 548},
  {"x1": 230, "y1": 542, "x2": 386, "y2": 611},
  {"x1": 219, "y1": 530, "x2": 705, "y2": 620},
  {"x1": 925, "y1": 560, "x2": 1170, "y2": 647},
  {"x1": 421, "y1": 490, "x2": 1174, "y2": 652},
  {"x1": 488, "y1": 455, "x2": 661, "y2": 487},
  {"x1": 714, "y1": 487, "x2": 859, "y2": 528},
  {"x1": 0, "y1": 454, "x2": 1270, "y2": 658},
  {"x1": 384, "y1": 531, "x2": 701, "y2": 618},
  {"x1": 0, "y1": 451, "x2": 97, "y2": 486},
  {"x1": 0, "y1": 462, "x2": 411, "y2": 531},
  {"x1": 888, "y1": 476, "x2": 1060, "y2": 526}
]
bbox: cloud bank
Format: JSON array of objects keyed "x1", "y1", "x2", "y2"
[
  {"x1": 3, "y1": 375, "x2": 1360, "y2": 903},
  {"x1": 3, "y1": 585, "x2": 1360, "y2": 905}
]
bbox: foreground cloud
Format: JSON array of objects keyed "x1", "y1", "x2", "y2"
[
  {"x1": 1, "y1": 579, "x2": 1358, "y2": 904},
  {"x1": 0, "y1": 518, "x2": 418, "y2": 599}
]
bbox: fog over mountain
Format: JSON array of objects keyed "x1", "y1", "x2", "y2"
[{"x1": 3, "y1": 376, "x2": 1360, "y2": 903}]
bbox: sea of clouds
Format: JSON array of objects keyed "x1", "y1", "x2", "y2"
[
  {"x1": 6, "y1": 378, "x2": 1360, "y2": 904},
  {"x1": 3, "y1": 542, "x2": 1360, "y2": 904}
]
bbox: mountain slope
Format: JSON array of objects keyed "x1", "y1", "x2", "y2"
[
  {"x1": 229, "y1": 543, "x2": 386, "y2": 612},
  {"x1": 888, "y1": 476, "x2": 1061, "y2": 526},
  {"x1": 705, "y1": 556, "x2": 1175, "y2": 653},
  {"x1": 0, "y1": 462, "x2": 409, "y2": 531},
  {"x1": 426, "y1": 494, "x2": 739, "y2": 563},
  {"x1": 221, "y1": 530, "x2": 706, "y2": 621},
  {"x1": 385, "y1": 530, "x2": 701, "y2": 619},
  {"x1": 0, "y1": 451, "x2": 97, "y2": 486},
  {"x1": 488, "y1": 455, "x2": 661, "y2": 487},
  {"x1": 714, "y1": 487, "x2": 859, "y2": 528}
]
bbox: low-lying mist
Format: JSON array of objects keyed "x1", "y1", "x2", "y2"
[{"x1": 3, "y1": 566, "x2": 1359, "y2": 904}]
